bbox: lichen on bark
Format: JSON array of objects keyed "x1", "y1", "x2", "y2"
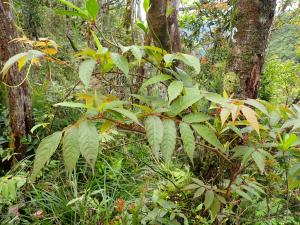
[
  {"x1": 223, "y1": 72, "x2": 240, "y2": 94},
  {"x1": 226, "y1": 0, "x2": 276, "y2": 99}
]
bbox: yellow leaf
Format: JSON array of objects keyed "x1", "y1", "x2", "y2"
[
  {"x1": 241, "y1": 105, "x2": 260, "y2": 134},
  {"x1": 220, "y1": 108, "x2": 230, "y2": 126},
  {"x1": 133, "y1": 104, "x2": 153, "y2": 114},
  {"x1": 18, "y1": 55, "x2": 27, "y2": 71},
  {"x1": 231, "y1": 104, "x2": 240, "y2": 122},
  {"x1": 98, "y1": 102, "x2": 107, "y2": 112},
  {"x1": 35, "y1": 41, "x2": 47, "y2": 47},
  {"x1": 100, "y1": 120, "x2": 112, "y2": 134},
  {"x1": 101, "y1": 95, "x2": 117, "y2": 103},
  {"x1": 76, "y1": 93, "x2": 94, "y2": 108},
  {"x1": 44, "y1": 56, "x2": 66, "y2": 65},
  {"x1": 31, "y1": 57, "x2": 40, "y2": 65},
  {"x1": 43, "y1": 48, "x2": 58, "y2": 55},
  {"x1": 223, "y1": 90, "x2": 229, "y2": 99}
]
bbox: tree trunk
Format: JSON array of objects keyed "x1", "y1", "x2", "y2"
[
  {"x1": 147, "y1": 0, "x2": 171, "y2": 52},
  {"x1": 124, "y1": 0, "x2": 133, "y2": 34},
  {"x1": 0, "y1": 0, "x2": 33, "y2": 160},
  {"x1": 227, "y1": 0, "x2": 276, "y2": 99},
  {"x1": 167, "y1": 0, "x2": 181, "y2": 53}
]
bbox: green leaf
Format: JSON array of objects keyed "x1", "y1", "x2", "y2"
[
  {"x1": 79, "y1": 59, "x2": 97, "y2": 88},
  {"x1": 136, "y1": 20, "x2": 148, "y2": 33},
  {"x1": 235, "y1": 189, "x2": 253, "y2": 202},
  {"x1": 204, "y1": 190, "x2": 214, "y2": 210},
  {"x1": 31, "y1": 132, "x2": 62, "y2": 180},
  {"x1": 232, "y1": 146, "x2": 255, "y2": 164},
  {"x1": 86, "y1": 0, "x2": 99, "y2": 20},
  {"x1": 175, "y1": 68, "x2": 193, "y2": 87},
  {"x1": 30, "y1": 123, "x2": 49, "y2": 133},
  {"x1": 92, "y1": 31, "x2": 103, "y2": 52},
  {"x1": 160, "y1": 119, "x2": 177, "y2": 163},
  {"x1": 252, "y1": 151, "x2": 265, "y2": 174},
  {"x1": 111, "y1": 53, "x2": 129, "y2": 76},
  {"x1": 216, "y1": 194, "x2": 226, "y2": 204},
  {"x1": 141, "y1": 74, "x2": 172, "y2": 90},
  {"x1": 241, "y1": 185, "x2": 260, "y2": 197},
  {"x1": 63, "y1": 127, "x2": 80, "y2": 173},
  {"x1": 202, "y1": 92, "x2": 231, "y2": 108},
  {"x1": 144, "y1": 46, "x2": 167, "y2": 55},
  {"x1": 130, "y1": 45, "x2": 143, "y2": 61},
  {"x1": 182, "y1": 112, "x2": 211, "y2": 124},
  {"x1": 247, "y1": 182, "x2": 265, "y2": 194},
  {"x1": 245, "y1": 99, "x2": 269, "y2": 116},
  {"x1": 54, "y1": 9, "x2": 89, "y2": 19},
  {"x1": 27, "y1": 50, "x2": 45, "y2": 59},
  {"x1": 157, "y1": 199, "x2": 177, "y2": 210},
  {"x1": 192, "y1": 124, "x2": 224, "y2": 151},
  {"x1": 1, "y1": 52, "x2": 28, "y2": 75},
  {"x1": 227, "y1": 124, "x2": 243, "y2": 138},
  {"x1": 209, "y1": 198, "x2": 220, "y2": 220},
  {"x1": 179, "y1": 122, "x2": 195, "y2": 164},
  {"x1": 183, "y1": 183, "x2": 200, "y2": 190},
  {"x1": 194, "y1": 187, "x2": 205, "y2": 199},
  {"x1": 164, "y1": 53, "x2": 200, "y2": 74},
  {"x1": 101, "y1": 101, "x2": 125, "y2": 111},
  {"x1": 282, "y1": 133, "x2": 298, "y2": 150},
  {"x1": 181, "y1": 54, "x2": 201, "y2": 74},
  {"x1": 169, "y1": 87, "x2": 202, "y2": 116},
  {"x1": 144, "y1": 116, "x2": 164, "y2": 159},
  {"x1": 110, "y1": 108, "x2": 140, "y2": 125},
  {"x1": 1, "y1": 183, "x2": 9, "y2": 199},
  {"x1": 143, "y1": 0, "x2": 150, "y2": 12},
  {"x1": 54, "y1": 102, "x2": 88, "y2": 108},
  {"x1": 58, "y1": 0, "x2": 88, "y2": 16},
  {"x1": 8, "y1": 180, "x2": 16, "y2": 200},
  {"x1": 168, "y1": 81, "x2": 183, "y2": 104},
  {"x1": 78, "y1": 121, "x2": 100, "y2": 169},
  {"x1": 192, "y1": 178, "x2": 205, "y2": 186}
]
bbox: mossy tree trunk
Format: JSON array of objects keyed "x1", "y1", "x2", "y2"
[
  {"x1": 0, "y1": 0, "x2": 33, "y2": 160},
  {"x1": 227, "y1": 0, "x2": 276, "y2": 99}
]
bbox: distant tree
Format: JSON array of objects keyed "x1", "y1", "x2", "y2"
[
  {"x1": 21, "y1": 0, "x2": 41, "y2": 39},
  {"x1": 226, "y1": 0, "x2": 276, "y2": 99},
  {"x1": 0, "y1": 0, "x2": 33, "y2": 160}
]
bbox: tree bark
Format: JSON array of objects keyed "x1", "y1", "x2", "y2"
[
  {"x1": 0, "y1": 0, "x2": 33, "y2": 160},
  {"x1": 147, "y1": 0, "x2": 171, "y2": 52},
  {"x1": 167, "y1": 0, "x2": 181, "y2": 53},
  {"x1": 227, "y1": 0, "x2": 276, "y2": 99},
  {"x1": 147, "y1": 0, "x2": 181, "y2": 53}
]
